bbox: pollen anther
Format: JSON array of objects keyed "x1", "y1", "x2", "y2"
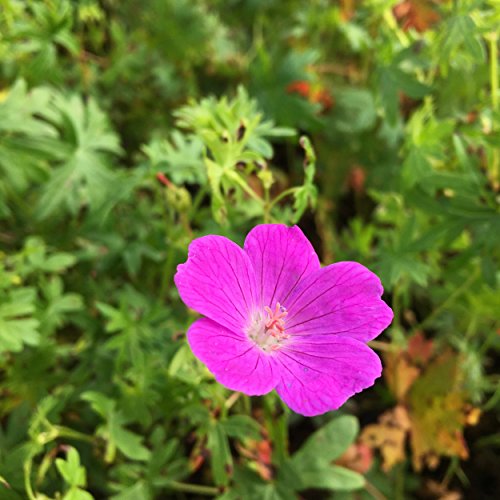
[{"x1": 264, "y1": 302, "x2": 289, "y2": 339}]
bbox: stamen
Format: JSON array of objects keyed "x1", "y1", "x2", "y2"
[{"x1": 246, "y1": 302, "x2": 290, "y2": 353}]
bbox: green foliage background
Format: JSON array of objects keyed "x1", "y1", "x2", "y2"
[{"x1": 0, "y1": 0, "x2": 499, "y2": 498}]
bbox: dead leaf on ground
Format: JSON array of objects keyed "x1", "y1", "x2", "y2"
[
  {"x1": 384, "y1": 351, "x2": 421, "y2": 400},
  {"x1": 360, "y1": 405, "x2": 411, "y2": 472},
  {"x1": 393, "y1": 0, "x2": 441, "y2": 32},
  {"x1": 383, "y1": 331, "x2": 433, "y2": 400},
  {"x1": 364, "y1": 341, "x2": 481, "y2": 472}
]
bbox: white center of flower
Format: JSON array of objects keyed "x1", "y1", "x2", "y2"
[{"x1": 246, "y1": 302, "x2": 290, "y2": 353}]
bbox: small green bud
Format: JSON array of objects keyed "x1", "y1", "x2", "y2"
[
  {"x1": 257, "y1": 165, "x2": 274, "y2": 191},
  {"x1": 166, "y1": 186, "x2": 192, "y2": 213}
]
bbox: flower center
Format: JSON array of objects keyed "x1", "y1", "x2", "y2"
[{"x1": 246, "y1": 302, "x2": 290, "y2": 353}]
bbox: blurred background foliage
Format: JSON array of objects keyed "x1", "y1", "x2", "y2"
[{"x1": 0, "y1": 0, "x2": 499, "y2": 499}]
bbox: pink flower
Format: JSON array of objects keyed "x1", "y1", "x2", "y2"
[{"x1": 174, "y1": 225, "x2": 393, "y2": 417}]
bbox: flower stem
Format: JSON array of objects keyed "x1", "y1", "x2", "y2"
[
  {"x1": 224, "y1": 391, "x2": 241, "y2": 412},
  {"x1": 394, "y1": 463, "x2": 405, "y2": 500},
  {"x1": 263, "y1": 395, "x2": 289, "y2": 464},
  {"x1": 411, "y1": 268, "x2": 480, "y2": 333},
  {"x1": 191, "y1": 185, "x2": 208, "y2": 215},
  {"x1": 487, "y1": 31, "x2": 499, "y2": 190},
  {"x1": 391, "y1": 281, "x2": 402, "y2": 330},
  {"x1": 24, "y1": 459, "x2": 36, "y2": 500},
  {"x1": 368, "y1": 340, "x2": 400, "y2": 352},
  {"x1": 226, "y1": 170, "x2": 263, "y2": 204},
  {"x1": 263, "y1": 184, "x2": 271, "y2": 223},
  {"x1": 490, "y1": 32, "x2": 499, "y2": 111}
]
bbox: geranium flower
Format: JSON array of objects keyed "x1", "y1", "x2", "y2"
[{"x1": 174, "y1": 224, "x2": 393, "y2": 416}]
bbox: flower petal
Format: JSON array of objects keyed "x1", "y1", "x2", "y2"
[
  {"x1": 175, "y1": 235, "x2": 258, "y2": 331},
  {"x1": 244, "y1": 224, "x2": 320, "y2": 308},
  {"x1": 275, "y1": 337, "x2": 382, "y2": 416},
  {"x1": 187, "y1": 318, "x2": 279, "y2": 395},
  {"x1": 285, "y1": 262, "x2": 393, "y2": 343}
]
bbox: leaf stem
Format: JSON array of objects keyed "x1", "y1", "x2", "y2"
[
  {"x1": 382, "y1": 8, "x2": 409, "y2": 48},
  {"x1": 411, "y1": 268, "x2": 480, "y2": 333},
  {"x1": 365, "y1": 479, "x2": 388, "y2": 500},
  {"x1": 226, "y1": 170, "x2": 263, "y2": 204},
  {"x1": 268, "y1": 187, "x2": 299, "y2": 210},
  {"x1": 53, "y1": 425, "x2": 95, "y2": 443},
  {"x1": 168, "y1": 481, "x2": 219, "y2": 495}
]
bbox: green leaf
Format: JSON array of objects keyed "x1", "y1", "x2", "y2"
[
  {"x1": 168, "y1": 343, "x2": 208, "y2": 384},
  {"x1": 143, "y1": 131, "x2": 206, "y2": 185},
  {"x1": 402, "y1": 146, "x2": 433, "y2": 188},
  {"x1": 221, "y1": 415, "x2": 261, "y2": 440},
  {"x1": 82, "y1": 392, "x2": 150, "y2": 461},
  {"x1": 40, "y1": 253, "x2": 77, "y2": 272},
  {"x1": 56, "y1": 446, "x2": 95, "y2": 499},
  {"x1": 250, "y1": 48, "x2": 324, "y2": 130},
  {"x1": 286, "y1": 416, "x2": 364, "y2": 493},
  {"x1": 298, "y1": 464, "x2": 365, "y2": 491},
  {"x1": 481, "y1": 254, "x2": 497, "y2": 288},
  {"x1": 292, "y1": 415, "x2": 359, "y2": 468},
  {"x1": 207, "y1": 423, "x2": 232, "y2": 487},
  {"x1": 174, "y1": 86, "x2": 296, "y2": 224},
  {"x1": 379, "y1": 66, "x2": 431, "y2": 123},
  {"x1": 0, "y1": 80, "x2": 57, "y2": 199},
  {"x1": 0, "y1": 80, "x2": 54, "y2": 136},
  {"x1": 0, "y1": 288, "x2": 40, "y2": 352},
  {"x1": 63, "y1": 490, "x2": 94, "y2": 500},
  {"x1": 377, "y1": 251, "x2": 431, "y2": 287},
  {"x1": 40, "y1": 276, "x2": 83, "y2": 335},
  {"x1": 37, "y1": 93, "x2": 122, "y2": 219},
  {"x1": 175, "y1": 86, "x2": 292, "y2": 165},
  {"x1": 339, "y1": 22, "x2": 372, "y2": 52},
  {"x1": 293, "y1": 183, "x2": 317, "y2": 222},
  {"x1": 390, "y1": 68, "x2": 432, "y2": 99},
  {"x1": 56, "y1": 447, "x2": 86, "y2": 488},
  {"x1": 110, "y1": 481, "x2": 150, "y2": 500},
  {"x1": 109, "y1": 418, "x2": 150, "y2": 461},
  {"x1": 292, "y1": 136, "x2": 317, "y2": 222},
  {"x1": 95, "y1": 303, "x2": 129, "y2": 334},
  {"x1": 440, "y1": 15, "x2": 485, "y2": 67},
  {"x1": 230, "y1": 466, "x2": 295, "y2": 500},
  {"x1": 81, "y1": 391, "x2": 115, "y2": 419},
  {"x1": 332, "y1": 88, "x2": 376, "y2": 133},
  {"x1": 205, "y1": 158, "x2": 227, "y2": 224}
]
